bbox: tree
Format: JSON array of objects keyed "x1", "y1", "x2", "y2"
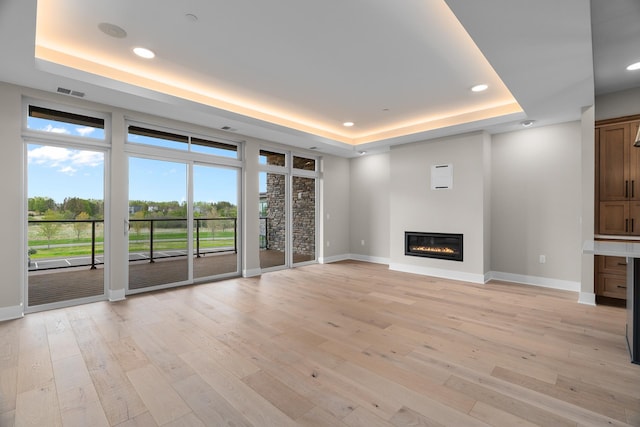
[
  {"x1": 130, "y1": 210, "x2": 146, "y2": 239},
  {"x1": 38, "y1": 209, "x2": 62, "y2": 249},
  {"x1": 28, "y1": 196, "x2": 56, "y2": 214},
  {"x1": 73, "y1": 212, "x2": 90, "y2": 240}
]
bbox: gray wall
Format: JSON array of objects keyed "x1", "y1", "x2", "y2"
[
  {"x1": 389, "y1": 132, "x2": 490, "y2": 282},
  {"x1": 348, "y1": 152, "x2": 390, "y2": 261},
  {"x1": 0, "y1": 83, "x2": 24, "y2": 319},
  {"x1": 595, "y1": 87, "x2": 640, "y2": 121},
  {"x1": 490, "y1": 122, "x2": 582, "y2": 282},
  {"x1": 320, "y1": 155, "x2": 351, "y2": 261}
]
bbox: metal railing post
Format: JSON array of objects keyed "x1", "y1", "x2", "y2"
[
  {"x1": 234, "y1": 218, "x2": 237, "y2": 254},
  {"x1": 196, "y1": 219, "x2": 201, "y2": 258},
  {"x1": 90, "y1": 220, "x2": 97, "y2": 269},
  {"x1": 149, "y1": 220, "x2": 155, "y2": 263}
]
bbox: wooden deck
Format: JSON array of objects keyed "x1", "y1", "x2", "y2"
[
  {"x1": 5, "y1": 260, "x2": 639, "y2": 426},
  {"x1": 28, "y1": 250, "x2": 312, "y2": 306}
]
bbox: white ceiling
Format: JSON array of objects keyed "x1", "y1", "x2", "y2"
[{"x1": 0, "y1": 0, "x2": 637, "y2": 158}]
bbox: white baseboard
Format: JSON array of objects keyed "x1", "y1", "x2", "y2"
[
  {"x1": 487, "y1": 271, "x2": 580, "y2": 292},
  {"x1": 0, "y1": 304, "x2": 23, "y2": 322},
  {"x1": 348, "y1": 254, "x2": 390, "y2": 265},
  {"x1": 109, "y1": 288, "x2": 126, "y2": 302},
  {"x1": 389, "y1": 263, "x2": 486, "y2": 284},
  {"x1": 319, "y1": 254, "x2": 350, "y2": 264},
  {"x1": 243, "y1": 268, "x2": 262, "y2": 278},
  {"x1": 578, "y1": 292, "x2": 596, "y2": 306}
]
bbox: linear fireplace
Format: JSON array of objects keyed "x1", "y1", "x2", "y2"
[{"x1": 405, "y1": 232, "x2": 463, "y2": 262}]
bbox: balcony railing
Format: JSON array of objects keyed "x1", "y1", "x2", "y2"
[{"x1": 28, "y1": 217, "x2": 237, "y2": 271}]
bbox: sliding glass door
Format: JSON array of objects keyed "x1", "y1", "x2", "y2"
[
  {"x1": 128, "y1": 157, "x2": 188, "y2": 290},
  {"x1": 259, "y1": 150, "x2": 318, "y2": 271},
  {"x1": 193, "y1": 164, "x2": 239, "y2": 280}
]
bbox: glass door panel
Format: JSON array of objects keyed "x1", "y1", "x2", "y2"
[
  {"x1": 193, "y1": 164, "x2": 239, "y2": 279},
  {"x1": 128, "y1": 157, "x2": 188, "y2": 290},
  {"x1": 27, "y1": 144, "x2": 105, "y2": 308},
  {"x1": 259, "y1": 171, "x2": 287, "y2": 269},
  {"x1": 292, "y1": 176, "x2": 316, "y2": 264}
]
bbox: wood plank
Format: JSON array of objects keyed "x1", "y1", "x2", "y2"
[
  {"x1": 14, "y1": 380, "x2": 62, "y2": 427},
  {"x1": 126, "y1": 364, "x2": 191, "y2": 426},
  {"x1": 342, "y1": 406, "x2": 394, "y2": 427},
  {"x1": 444, "y1": 375, "x2": 575, "y2": 427},
  {"x1": 172, "y1": 374, "x2": 253, "y2": 427},
  {"x1": 181, "y1": 350, "x2": 299, "y2": 427},
  {"x1": 242, "y1": 370, "x2": 315, "y2": 420}
]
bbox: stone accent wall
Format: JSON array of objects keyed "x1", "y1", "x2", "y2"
[
  {"x1": 265, "y1": 172, "x2": 315, "y2": 257},
  {"x1": 266, "y1": 173, "x2": 286, "y2": 252},
  {"x1": 292, "y1": 176, "x2": 315, "y2": 257}
]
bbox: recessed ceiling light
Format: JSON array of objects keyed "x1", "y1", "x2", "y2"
[
  {"x1": 471, "y1": 84, "x2": 488, "y2": 92},
  {"x1": 521, "y1": 120, "x2": 535, "y2": 127},
  {"x1": 343, "y1": 122, "x2": 354, "y2": 127},
  {"x1": 185, "y1": 13, "x2": 198, "y2": 22},
  {"x1": 98, "y1": 22, "x2": 127, "y2": 39},
  {"x1": 133, "y1": 47, "x2": 155, "y2": 59},
  {"x1": 627, "y1": 62, "x2": 640, "y2": 71},
  {"x1": 358, "y1": 151, "x2": 367, "y2": 155}
]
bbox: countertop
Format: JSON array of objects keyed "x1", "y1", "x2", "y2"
[{"x1": 583, "y1": 240, "x2": 640, "y2": 257}]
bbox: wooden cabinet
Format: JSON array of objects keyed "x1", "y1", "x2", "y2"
[
  {"x1": 594, "y1": 115, "x2": 640, "y2": 301},
  {"x1": 597, "y1": 118, "x2": 640, "y2": 235},
  {"x1": 595, "y1": 255, "x2": 627, "y2": 300}
]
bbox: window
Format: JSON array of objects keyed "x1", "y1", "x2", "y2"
[
  {"x1": 27, "y1": 105, "x2": 105, "y2": 140},
  {"x1": 259, "y1": 149, "x2": 286, "y2": 166},
  {"x1": 127, "y1": 125, "x2": 239, "y2": 159},
  {"x1": 293, "y1": 156, "x2": 316, "y2": 171}
]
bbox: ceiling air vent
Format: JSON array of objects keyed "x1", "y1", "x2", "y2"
[
  {"x1": 221, "y1": 126, "x2": 237, "y2": 131},
  {"x1": 57, "y1": 87, "x2": 85, "y2": 98}
]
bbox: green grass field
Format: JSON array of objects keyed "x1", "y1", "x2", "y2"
[{"x1": 28, "y1": 222, "x2": 236, "y2": 259}]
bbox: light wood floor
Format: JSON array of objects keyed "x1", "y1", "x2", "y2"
[{"x1": 1, "y1": 260, "x2": 639, "y2": 426}]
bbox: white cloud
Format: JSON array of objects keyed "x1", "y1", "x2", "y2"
[
  {"x1": 71, "y1": 150, "x2": 103, "y2": 167},
  {"x1": 43, "y1": 124, "x2": 70, "y2": 134},
  {"x1": 28, "y1": 146, "x2": 71, "y2": 166},
  {"x1": 58, "y1": 166, "x2": 77, "y2": 175},
  {"x1": 28, "y1": 146, "x2": 103, "y2": 171},
  {"x1": 75, "y1": 126, "x2": 96, "y2": 137}
]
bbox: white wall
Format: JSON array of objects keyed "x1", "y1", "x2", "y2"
[
  {"x1": 389, "y1": 132, "x2": 490, "y2": 283},
  {"x1": 320, "y1": 155, "x2": 351, "y2": 262},
  {"x1": 490, "y1": 122, "x2": 582, "y2": 288},
  {"x1": 595, "y1": 87, "x2": 640, "y2": 121},
  {"x1": 348, "y1": 152, "x2": 390, "y2": 263},
  {"x1": 0, "y1": 83, "x2": 25, "y2": 320}
]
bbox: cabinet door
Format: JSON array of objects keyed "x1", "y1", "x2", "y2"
[
  {"x1": 599, "y1": 255, "x2": 627, "y2": 274},
  {"x1": 599, "y1": 201, "x2": 628, "y2": 235},
  {"x1": 630, "y1": 201, "x2": 640, "y2": 236},
  {"x1": 599, "y1": 124, "x2": 629, "y2": 201},
  {"x1": 631, "y1": 121, "x2": 640, "y2": 200},
  {"x1": 598, "y1": 273, "x2": 628, "y2": 299}
]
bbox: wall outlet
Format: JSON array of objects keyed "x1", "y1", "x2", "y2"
[
  {"x1": 326, "y1": 241, "x2": 331, "y2": 247},
  {"x1": 539, "y1": 255, "x2": 546, "y2": 264},
  {"x1": 361, "y1": 239, "x2": 365, "y2": 246}
]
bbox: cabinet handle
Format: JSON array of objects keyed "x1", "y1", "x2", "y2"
[
  {"x1": 617, "y1": 285, "x2": 627, "y2": 289},
  {"x1": 633, "y1": 180, "x2": 635, "y2": 198},
  {"x1": 626, "y1": 218, "x2": 629, "y2": 232},
  {"x1": 633, "y1": 218, "x2": 636, "y2": 233},
  {"x1": 626, "y1": 180, "x2": 629, "y2": 198},
  {"x1": 617, "y1": 262, "x2": 627, "y2": 266}
]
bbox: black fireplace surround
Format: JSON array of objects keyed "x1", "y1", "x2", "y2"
[{"x1": 405, "y1": 232, "x2": 463, "y2": 262}]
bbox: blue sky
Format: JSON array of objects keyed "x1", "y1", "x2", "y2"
[{"x1": 27, "y1": 118, "x2": 238, "y2": 205}]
